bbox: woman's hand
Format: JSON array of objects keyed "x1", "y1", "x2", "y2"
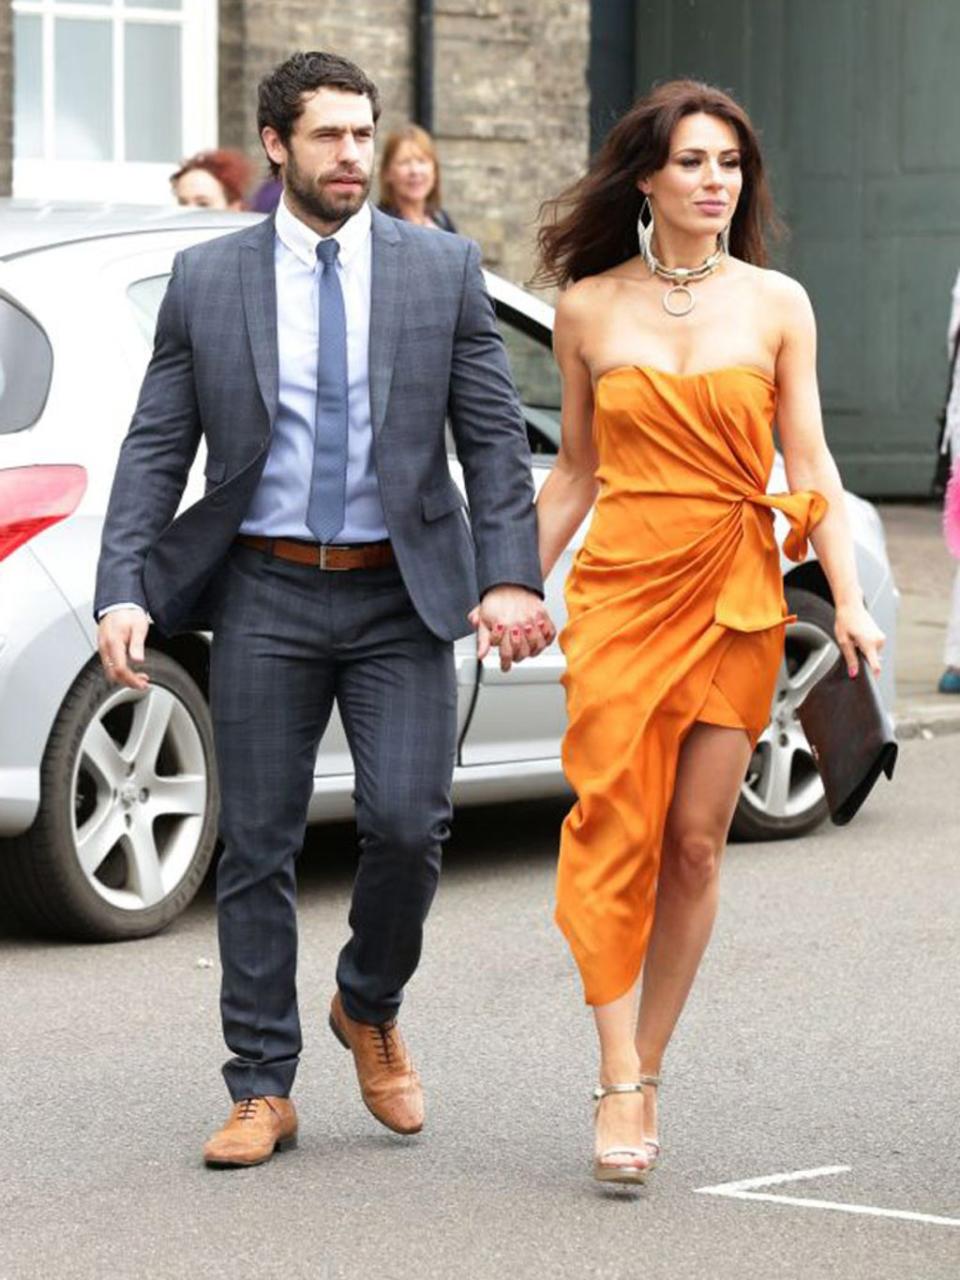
[{"x1": 834, "y1": 600, "x2": 885, "y2": 678}]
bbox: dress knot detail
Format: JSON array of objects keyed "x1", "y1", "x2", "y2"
[
  {"x1": 714, "y1": 488, "x2": 828, "y2": 633},
  {"x1": 748, "y1": 488, "x2": 828, "y2": 563}
]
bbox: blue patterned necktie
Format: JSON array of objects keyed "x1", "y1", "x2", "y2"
[{"x1": 306, "y1": 237, "x2": 348, "y2": 543}]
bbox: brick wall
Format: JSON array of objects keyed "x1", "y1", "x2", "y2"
[
  {"x1": 218, "y1": 0, "x2": 416, "y2": 197},
  {"x1": 0, "y1": 0, "x2": 12, "y2": 196},
  {"x1": 435, "y1": 0, "x2": 589, "y2": 283},
  {"x1": 217, "y1": 0, "x2": 590, "y2": 286}
]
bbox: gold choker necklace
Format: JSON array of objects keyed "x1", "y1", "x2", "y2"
[
  {"x1": 637, "y1": 198, "x2": 727, "y2": 316},
  {"x1": 644, "y1": 246, "x2": 725, "y2": 317}
]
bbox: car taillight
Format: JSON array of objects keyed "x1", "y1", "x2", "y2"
[{"x1": 0, "y1": 465, "x2": 88, "y2": 562}]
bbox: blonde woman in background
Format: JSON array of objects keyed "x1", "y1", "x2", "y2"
[{"x1": 378, "y1": 124, "x2": 457, "y2": 232}]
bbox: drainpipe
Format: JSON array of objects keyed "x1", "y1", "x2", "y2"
[{"x1": 414, "y1": 0, "x2": 435, "y2": 132}]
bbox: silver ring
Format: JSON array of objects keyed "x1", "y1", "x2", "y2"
[{"x1": 104, "y1": 660, "x2": 115, "y2": 668}]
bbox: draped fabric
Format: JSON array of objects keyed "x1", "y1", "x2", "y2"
[{"x1": 555, "y1": 366, "x2": 827, "y2": 1006}]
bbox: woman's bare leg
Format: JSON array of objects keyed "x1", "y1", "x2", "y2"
[
  {"x1": 635, "y1": 723, "x2": 753, "y2": 1145},
  {"x1": 592, "y1": 985, "x2": 647, "y2": 1169}
]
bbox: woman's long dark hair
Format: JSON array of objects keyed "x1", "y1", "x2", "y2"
[{"x1": 535, "y1": 80, "x2": 782, "y2": 288}]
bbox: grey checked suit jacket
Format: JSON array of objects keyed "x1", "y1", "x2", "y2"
[{"x1": 94, "y1": 208, "x2": 543, "y2": 640}]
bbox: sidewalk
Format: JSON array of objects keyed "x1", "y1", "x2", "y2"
[{"x1": 877, "y1": 502, "x2": 960, "y2": 738}]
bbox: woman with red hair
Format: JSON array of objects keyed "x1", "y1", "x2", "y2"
[{"x1": 171, "y1": 150, "x2": 253, "y2": 211}]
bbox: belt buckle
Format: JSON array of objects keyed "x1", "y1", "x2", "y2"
[{"x1": 318, "y1": 544, "x2": 348, "y2": 571}]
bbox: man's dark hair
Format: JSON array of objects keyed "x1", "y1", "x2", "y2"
[{"x1": 257, "y1": 51, "x2": 381, "y2": 176}]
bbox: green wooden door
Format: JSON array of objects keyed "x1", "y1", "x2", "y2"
[{"x1": 630, "y1": 0, "x2": 960, "y2": 496}]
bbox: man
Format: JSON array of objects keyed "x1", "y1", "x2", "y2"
[{"x1": 95, "y1": 51, "x2": 551, "y2": 1167}]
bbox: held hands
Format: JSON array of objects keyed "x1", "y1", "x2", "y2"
[
  {"x1": 97, "y1": 608, "x2": 151, "y2": 691},
  {"x1": 834, "y1": 600, "x2": 885, "y2": 679},
  {"x1": 468, "y1": 586, "x2": 557, "y2": 672}
]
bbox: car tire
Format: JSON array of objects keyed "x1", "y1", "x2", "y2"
[
  {"x1": 730, "y1": 586, "x2": 838, "y2": 842},
  {"x1": 0, "y1": 649, "x2": 219, "y2": 941}
]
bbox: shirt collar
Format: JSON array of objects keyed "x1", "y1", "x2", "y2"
[{"x1": 274, "y1": 195, "x2": 372, "y2": 269}]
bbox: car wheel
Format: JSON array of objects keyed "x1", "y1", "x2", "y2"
[
  {"x1": 0, "y1": 649, "x2": 218, "y2": 940},
  {"x1": 730, "y1": 587, "x2": 838, "y2": 842}
]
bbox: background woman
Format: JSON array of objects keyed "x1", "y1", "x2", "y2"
[
  {"x1": 938, "y1": 266, "x2": 960, "y2": 693},
  {"x1": 534, "y1": 81, "x2": 885, "y2": 1185},
  {"x1": 171, "y1": 149, "x2": 253, "y2": 211},
  {"x1": 378, "y1": 124, "x2": 457, "y2": 231}
]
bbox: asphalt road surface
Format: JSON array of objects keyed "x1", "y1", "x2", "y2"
[{"x1": 2, "y1": 735, "x2": 958, "y2": 1280}]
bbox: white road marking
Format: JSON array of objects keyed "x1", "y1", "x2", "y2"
[
  {"x1": 695, "y1": 1165, "x2": 960, "y2": 1229},
  {"x1": 699, "y1": 1165, "x2": 852, "y2": 1193}
]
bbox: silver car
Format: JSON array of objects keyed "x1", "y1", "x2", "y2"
[{"x1": 0, "y1": 203, "x2": 898, "y2": 941}]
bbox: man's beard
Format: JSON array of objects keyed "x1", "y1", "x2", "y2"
[{"x1": 284, "y1": 149, "x2": 370, "y2": 224}]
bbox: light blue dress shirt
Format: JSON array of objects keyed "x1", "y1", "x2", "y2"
[{"x1": 240, "y1": 197, "x2": 388, "y2": 543}]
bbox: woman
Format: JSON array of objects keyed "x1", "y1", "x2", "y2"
[
  {"x1": 534, "y1": 81, "x2": 885, "y2": 1184},
  {"x1": 171, "y1": 149, "x2": 253, "y2": 211},
  {"x1": 938, "y1": 266, "x2": 960, "y2": 694},
  {"x1": 378, "y1": 125, "x2": 457, "y2": 231}
]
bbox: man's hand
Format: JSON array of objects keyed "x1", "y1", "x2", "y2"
[
  {"x1": 97, "y1": 608, "x2": 151, "y2": 690},
  {"x1": 468, "y1": 586, "x2": 556, "y2": 673}
]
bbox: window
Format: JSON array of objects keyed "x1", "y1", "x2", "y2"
[
  {"x1": 12, "y1": 1, "x2": 217, "y2": 204},
  {"x1": 444, "y1": 301, "x2": 560, "y2": 459},
  {"x1": 496, "y1": 304, "x2": 562, "y2": 455},
  {"x1": 0, "y1": 295, "x2": 54, "y2": 433},
  {"x1": 126, "y1": 273, "x2": 171, "y2": 344}
]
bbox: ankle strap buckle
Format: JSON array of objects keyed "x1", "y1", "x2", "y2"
[{"x1": 593, "y1": 1082, "x2": 646, "y2": 1102}]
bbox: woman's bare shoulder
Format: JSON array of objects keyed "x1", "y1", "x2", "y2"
[
  {"x1": 738, "y1": 261, "x2": 812, "y2": 310},
  {"x1": 557, "y1": 273, "x2": 623, "y2": 302},
  {"x1": 731, "y1": 263, "x2": 815, "y2": 345},
  {"x1": 554, "y1": 274, "x2": 625, "y2": 329}
]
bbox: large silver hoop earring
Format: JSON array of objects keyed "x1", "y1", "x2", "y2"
[{"x1": 637, "y1": 195, "x2": 655, "y2": 266}]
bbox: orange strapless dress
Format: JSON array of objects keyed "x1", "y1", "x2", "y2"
[{"x1": 556, "y1": 366, "x2": 827, "y2": 1006}]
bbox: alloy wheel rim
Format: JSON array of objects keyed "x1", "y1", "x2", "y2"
[
  {"x1": 70, "y1": 683, "x2": 208, "y2": 911},
  {"x1": 740, "y1": 620, "x2": 839, "y2": 822}
]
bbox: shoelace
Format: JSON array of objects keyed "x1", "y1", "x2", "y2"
[
  {"x1": 370, "y1": 1021, "x2": 400, "y2": 1067},
  {"x1": 237, "y1": 1098, "x2": 261, "y2": 1122}
]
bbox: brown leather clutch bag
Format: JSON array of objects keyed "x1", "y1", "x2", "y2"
[{"x1": 797, "y1": 652, "x2": 898, "y2": 826}]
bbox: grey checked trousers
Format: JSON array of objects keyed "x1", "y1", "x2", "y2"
[{"x1": 209, "y1": 543, "x2": 457, "y2": 1101}]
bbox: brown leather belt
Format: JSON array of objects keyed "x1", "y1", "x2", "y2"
[{"x1": 237, "y1": 534, "x2": 395, "y2": 571}]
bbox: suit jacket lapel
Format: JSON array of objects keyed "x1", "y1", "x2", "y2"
[
  {"x1": 368, "y1": 208, "x2": 407, "y2": 435},
  {"x1": 240, "y1": 217, "x2": 279, "y2": 424}
]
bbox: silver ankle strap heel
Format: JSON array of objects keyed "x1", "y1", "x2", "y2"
[
  {"x1": 637, "y1": 1073, "x2": 662, "y2": 1166},
  {"x1": 592, "y1": 1081, "x2": 654, "y2": 1185}
]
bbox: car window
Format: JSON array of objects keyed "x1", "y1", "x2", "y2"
[
  {"x1": 496, "y1": 303, "x2": 561, "y2": 455},
  {"x1": 127, "y1": 274, "x2": 171, "y2": 345},
  {"x1": 0, "y1": 294, "x2": 54, "y2": 434}
]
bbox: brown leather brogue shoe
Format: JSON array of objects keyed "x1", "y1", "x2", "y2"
[
  {"x1": 329, "y1": 992, "x2": 424, "y2": 1135},
  {"x1": 202, "y1": 1096, "x2": 298, "y2": 1168}
]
